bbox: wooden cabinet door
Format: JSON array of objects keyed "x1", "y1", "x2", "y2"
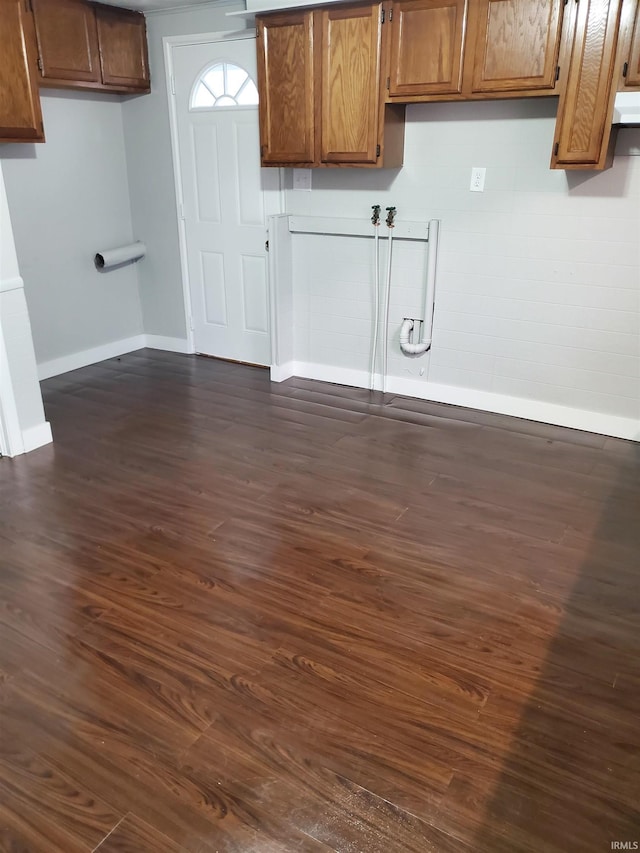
[
  {"x1": 319, "y1": 3, "x2": 383, "y2": 164},
  {"x1": 0, "y1": 0, "x2": 44, "y2": 142},
  {"x1": 388, "y1": 0, "x2": 467, "y2": 97},
  {"x1": 95, "y1": 4, "x2": 149, "y2": 90},
  {"x1": 552, "y1": 0, "x2": 624, "y2": 168},
  {"x1": 622, "y1": 0, "x2": 640, "y2": 86},
  {"x1": 470, "y1": 0, "x2": 563, "y2": 93},
  {"x1": 256, "y1": 11, "x2": 316, "y2": 165},
  {"x1": 32, "y1": 0, "x2": 101, "y2": 84}
]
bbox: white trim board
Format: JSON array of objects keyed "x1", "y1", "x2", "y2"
[
  {"x1": 0, "y1": 275, "x2": 24, "y2": 294},
  {"x1": 37, "y1": 335, "x2": 192, "y2": 380},
  {"x1": 146, "y1": 335, "x2": 191, "y2": 354},
  {"x1": 22, "y1": 422, "x2": 53, "y2": 453},
  {"x1": 270, "y1": 361, "x2": 640, "y2": 442},
  {"x1": 288, "y1": 216, "x2": 431, "y2": 241}
]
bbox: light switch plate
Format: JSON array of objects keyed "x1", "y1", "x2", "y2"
[
  {"x1": 470, "y1": 167, "x2": 486, "y2": 192},
  {"x1": 293, "y1": 168, "x2": 312, "y2": 191}
]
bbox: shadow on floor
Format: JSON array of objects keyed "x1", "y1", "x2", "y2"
[{"x1": 473, "y1": 437, "x2": 640, "y2": 852}]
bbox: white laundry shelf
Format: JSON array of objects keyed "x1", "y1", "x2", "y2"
[{"x1": 287, "y1": 216, "x2": 431, "y2": 241}]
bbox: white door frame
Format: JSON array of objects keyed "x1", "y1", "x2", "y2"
[{"x1": 163, "y1": 30, "x2": 284, "y2": 355}]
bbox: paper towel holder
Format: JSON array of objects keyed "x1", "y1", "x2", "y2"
[{"x1": 94, "y1": 241, "x2": 147, "y2": 271}]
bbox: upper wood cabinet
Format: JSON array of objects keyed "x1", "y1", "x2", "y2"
[
  {"x1": 619, "y1": 0, "x2": 640, "y2": 86},
  {"x1": 388, "y1": 0, "x2": 467, "y2": 98},
  {"x1": 319, "y1": 3, "x2": 383, "y2": 164},
  {"x1": 552, "y1": 0, "x2": 624, "y2": 169},
  {"x1": 257, "y1": 2, "x2": 404, "y2": 168},
  {"x1": 387, "y1": 0, "x2": 566, "y2": 101},
  {"x1": 256, "y1": 0, "x2": 631, "y2": 171},
  {"x1": 468, "y1": 0, "x2": 564, "y2": 93},
  {"x1": 95, "y1": 4, "x2": 149, "y2": 90},
  {"x1": 0, "y1": 0, "x2": 44, "y2": 143},
  {"x1": 32, "y1": 0, "x2": 101, "y2": 85},
  {"x1": 32, "y1": 0, "x2": 149, "y2": 93},
  {"x1": 256, "y1": 10, "x2": 316, "y2": 165}
]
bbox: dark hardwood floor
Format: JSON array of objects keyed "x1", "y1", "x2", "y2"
[{"x1": 0, "y1": 349, "x2": 639, "y2": 852}]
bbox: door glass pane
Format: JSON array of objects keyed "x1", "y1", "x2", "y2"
[{"x1": 191, "y1": 62, "x2": 259, "y2": 110}]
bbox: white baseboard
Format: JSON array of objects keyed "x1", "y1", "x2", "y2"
[
  {"x1": 289, "y1": 361, "x2": 640, "y2": 442},
  {"x1": 37, "y1": 334, "x2": 193, "y2": 380},
  {"x1": 145, "y1": 335, "x2": 191, "y2": 354},
  {"x1": 270, "y1": 361, "x2": 296, "y2": 382},
  {"x1": 37, "y1": 335, "x2": 147, "y2": 380},
  {"x1": 21, "y1": 421, "x2": 53, "y2": 453},
  {"x1": 34, "y1": 344, "x2": 637, "y2": 441},
  {"x1": 293, "y1": 361, "x2": 372, "y2": 390}
]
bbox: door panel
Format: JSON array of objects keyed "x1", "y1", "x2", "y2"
[
  {"x1": 173, "y1": 38, "x2": 271, "y2": 365},
  {"x1": 32, "y1": 0, "x2": 101, "y2": 83},
  {"x1": 470, "y1": 0, "x2": 563, "y2": 93},
  {"x1": 192, "y1": 125, "x2": 222, "y2": 223},
  {"x1": 235, "y1": 122, "x2": 265, "y2": 225},
  {"x1": 388, "y1": 0, "x2": 467, "y2": 97},
  {"x1": 242, "y1": 256, "x2": 269, "y2": 333},
  {"x1": 624, "y1": 0, "x2": 640, "y2": 87},
  {"x1": 95, "y1": 5, "x2": 149, "y2": 90},
  {"x1": 552, "y1": 0, "x2": 623, "y2": 168},
  {"x1": 256, "y1": 11, "x2": 315, "y2": 165},
  {"x1": 320, "y1": 3, "x2": 382, "y2": 164},
  {"x1": 202, "y1": 252, "x2": 227, "y2": 326},
  {"x1": 0, "y1": 0, "x2": 44, "y2": 142}
]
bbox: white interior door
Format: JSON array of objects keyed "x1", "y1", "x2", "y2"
[{"x1": 172, "y1": 37, "x2": 271, "y2": 365}]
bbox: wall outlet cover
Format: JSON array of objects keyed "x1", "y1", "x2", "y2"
[
  {"x1": 470, "y1": 167, "x2": 486, "y2": 192},
  {"x1": 293, "y1": 169, "x2": 312, "y2": 191}
]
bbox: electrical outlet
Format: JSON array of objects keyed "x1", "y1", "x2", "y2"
[
  {"x1": 293, "y1": 168, "x2": 312, "y2": 191},
  {"x1": 470, "y1": 167, "x2": 486, "y2": 192}
]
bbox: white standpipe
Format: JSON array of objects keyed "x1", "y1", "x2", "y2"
[
  {"x1": 369, "y1": 207, "x2": 381, "y2": 390},
  {"x1": 399, "y1": 219, "x2": 440, "y2": 355},
  {"x1": 381, "y1": 207, "x2": 396, "y2": 394}
]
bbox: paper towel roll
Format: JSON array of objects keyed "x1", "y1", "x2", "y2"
[{"x1": 94, "y1": 242, "x2": 146, "y2": 270}]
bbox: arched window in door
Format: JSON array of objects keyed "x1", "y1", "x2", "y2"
[{"x1": 190, "y1": 61, "x2": 259, "y2": 109}]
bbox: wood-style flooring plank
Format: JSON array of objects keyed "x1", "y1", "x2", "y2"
[
  {"x1": 0, "y1": 349, "x2": 638, "y2": 853},
  {"x1": 94, "y1": 814, "x2": 187, "y2": 853}
]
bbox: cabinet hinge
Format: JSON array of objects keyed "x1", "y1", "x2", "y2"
[
  {"x1": 389, "y1": 7, "x2": 393, "y2": 21},
  {"x1": 376, "y1": 144, "x2": 381, "y2": 158},
  {"x1": 381, "y1": 7, "x2": 385, "y2": 24},
  {"x1": 554, "y1": 142, "x2": 560, "y2": 156},
  {"x1": 623, "y1": 61, "x2": 629, "y2": 78},
  {"x1": 386, "y1": 76, "x2": 390, "y2": 90},
  {"x1": 555, "y1": 65, "x2": 560, "y2": 82},
  {"x1": 179, "y1": 202, "x2": 185, "y2": 220},
  {"x1": 170, "y1": 74, "x2": 175, "y2": 95},
  {"x1": 37, "y1": 55, "x2": 43, "y2": 73}
]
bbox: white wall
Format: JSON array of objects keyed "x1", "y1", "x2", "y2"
[
  {"x1": 286, "y1": 100, "x2": 640, "y2": 438},
  {"x1": 122, "y1": 0, "x2": 247, "y2": 341},
  {"x1": 1, "y1": 91, "x2": 144, "y2": 372}
]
